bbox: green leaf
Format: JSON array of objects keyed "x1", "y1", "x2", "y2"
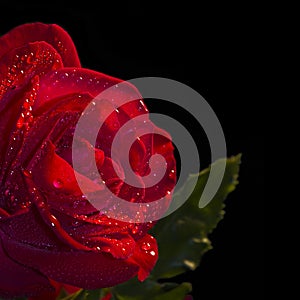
[
  {"x1": 112, "y1": 277, "x2": 191, "y2": 300},
  {"x1": 59, "y1": 289, "x2": 103, "y2": 300},
  {"x1": 60, "y1": 289, "x2": 83, "y2": 300},
  {"x1": 150, "y1": 154, "x2": 241, "y2": 279},
  {"x1": 81, "y1": 289, "x2": 102, "y2": 300}
]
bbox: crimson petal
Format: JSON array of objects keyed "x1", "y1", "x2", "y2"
[
  {"x1": 0, "y1": 41, "x2": 64, "y2": 187},
  {"x1": 0, "y1": 23, "x2": 80, "y2": 68},
  {"x1": 126, "y1": 234, "x2": 158, "y2": 281},
  {"x1": 0, "y1": 208, "x2": 65, "y2": 250},
  {"x1": 28, "y1": 140, "x2": 102, "y2": 217},
  {"x1": 34, "y1": 68, "x2": 144, "y2": 114},
  {"x1": 2, "y1": 236, "x2": 139, "y2": 289},
  {"x1": 0, "y1": 231, "x2": 54, "y2": 298},
  {"x1": 53, "y1": 211, "x2": 136, "y2": 259},
  {"x1": 0, "y1": 41, "x2": 63, "y2": 98}
]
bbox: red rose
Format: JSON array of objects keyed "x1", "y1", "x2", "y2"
[{"x1": 0, "y1": 23, "x2": 176, "y2": 298}]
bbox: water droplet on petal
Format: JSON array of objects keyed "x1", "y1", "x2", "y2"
[
  {"x1": 131, "y1": 225, "x2": 139, "y2": 235},
  {"x1": 16, "y1": 118, "x2": 24, "y2": 128},
  {"x1": 72, "y1": 219, "x2": 79, "y2": 226},
  {"x1": 169, "y1": 169, "x2": 176, "y2": 180},
  {"x1": 53, "y1": 179, "x2": 63, "y2": 189},
  {"x1": 149, "y1": 250, "x2": 156, "y2": 256},
  {"x1": 141, "y1": 242, "x2": 151, "y2": 251},
  {"x1": 26, "y1": 53, "x2": 34, "y2": 64},
  {"x1": 22, "y1": 169, "x2": 32, "y2": 178}
]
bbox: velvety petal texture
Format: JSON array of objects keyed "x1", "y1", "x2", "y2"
[
  {"x1": 0, "y1": 232, "x2": 54, "y2": 298},
  {"x1": 0, "y1": 23, "x2": 176, "y2": 298},
  {"x1": 0, "y1": 23, "x2": 80, "y2": 67}
]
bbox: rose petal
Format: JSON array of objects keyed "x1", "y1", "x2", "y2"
[
  {"x1": 143, "y1": 132, "x2": 176, "y2": 202},
  {"x1": 0, "y1": 23, "x2": 80, "y2": 67},
  {"x1": 2, "y1": 92, "x2": 102, "y2": 214},
  {"x1": 0, "y1": 42, "x2": 63, "y2": 183},
  {"x1": 0, "y1": 41, "x2": 63, "y2": 98},
  {"x1": 77, "y1": 234, "x2": 135, "y2": 259},
  {"x1": 126, "y1": 234, "x2": 158, "y2": 281},
  {"x1": 15, "y1": 92, "x2": 92, "y2": 170},
  {"x1": 28, "y1": 140, "x2": 102, "y2": 216},
  {"x1": 0, "y1": 92, "x2": 101, "y2": 214},
  {"x1": 0, "y1": 208, "x2": 66, "y2": 250},
  {"x1": 0, "y1": 231, "x2": 54, "y2": 298},
  {"x1": 54, "y1": 211, "x2": 135, "y2": 259},
  {"x1": 35, "y1": 68, "x2": 144, "y2": 114},
  {"x1": 2, "y1": 236, "x2": 139, "y2": 289}
]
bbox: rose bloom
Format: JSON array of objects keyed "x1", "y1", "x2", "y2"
[{"x1": 0, "y1": 23, "x2": 176, "y2": 299}]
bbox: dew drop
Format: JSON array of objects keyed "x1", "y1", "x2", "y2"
[
  {"x1": 23, "y1": 99, "x2": 30, "y2": 109},
  {"x1": 72, "y1": 220, "x2": 80, "y2": 227},
  {"x1": 22, "y1": 169, "x2": 32, "y2": 178},
  {"x1": 149, "y1": 250, "x2": 156, "y2": 256},
  {"x1": 131, "y1": 225, "x2": 139, "y2": 235},
  {"x1": 26, "y1": 53, "x2": 35, "y2": 64},
  {"x1": 99, "y1": 214, "x2": 108, "y2": 221},
  {"x1": 16, "y1": 118, "x2": 24, "y2": 128},
  {"x1": 37, "y1": 201, "x2": 45, "y2": 208},
  {"x1": 53, "y1": 179, "x2": 63, "y2": 189},
  {"x1": 92, "y1": 178, "x2": 105, "y2": 190},
  {"x1": 141, "y1": 242, "x2": 151, "y2": 251},
  {"x1": 168, "y1": 169, "x2": 176, "y2": 180}
]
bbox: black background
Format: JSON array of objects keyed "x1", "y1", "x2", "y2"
[{"x1": 1, "y1": 2, "x2": 264, "y2": 299}]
